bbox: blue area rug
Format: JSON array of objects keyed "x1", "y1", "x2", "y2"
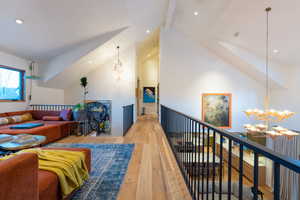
[{"x1": 47, "y1": 143, "x2": 134, "y2": 200}]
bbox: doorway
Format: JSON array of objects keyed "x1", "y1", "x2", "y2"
[{"x1": 136, "y1": 30, "x2": 160, "y2": 116}]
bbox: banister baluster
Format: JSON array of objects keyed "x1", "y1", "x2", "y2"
[
  {"x1": 184, "y1": 116, "x2": 187, "y2": 182},
  {"x1": 159, "y1": 105, "x2": 300, "y2": 200},
  {"x1": 206, "y1": 128, "x2": 210, "y2": 200},
  {"x1": 193, "y1": 120, "x2": 197, "y2": 199},
  {"x1": 212, "y1": 130, "x2": 216, "y2": 200},
  {"x1": 219, "y1": 135, "x2": 223, "y2": 200},
  {"x1": 253, "y1": 153, "x2": 259, "y2": 200},
  {"x1": 197, "y1": 122, "x2": 201, "y2": 200},
  {"x1": 228, "y1": 139, "x2": 232, "y2": 200},
  {"x1": 274, "y1": 162, "x2": 280, "y2": 200},
  {"x1": 189, "y1": 119, "x2": 192, "y2": 192},
  {"x1": 239, "y1": 144, "x2": 244, "y2": 200},
  {"x1": 202, "y1": 125, "x2": 205, "y2": 200}
]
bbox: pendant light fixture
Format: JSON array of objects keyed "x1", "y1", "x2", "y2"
[
  {"x1": 243, "y1": 7, "x2": 297, "y2": 139},
  {"x1": 113, "y1": 46, "x2": 123, "y2": 80}
]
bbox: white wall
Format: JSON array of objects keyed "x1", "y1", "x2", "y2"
[
  {"x1": 64, "y1": 46, "x2": 136, "y2": 136},
  {"x1": 266, "y1": 66, "x2": 300, "y2": 191},
  {"x1": 271, "y1": 66, "x2": 300, "y2": 131},
  {"x1": 31, "y1": 85, "x2": 64, "y2": 105},
  {"x1": 0, "y1": 51, "x2": 64, "y2": 112},
  {"x1": 160, "y1": 28, "x2": 265, "y2": 132}
]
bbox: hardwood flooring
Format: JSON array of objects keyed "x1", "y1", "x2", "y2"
[
  {"x1": 58, "y1": 114, "x2": 273, "y2": 200},
  {"x1": 58, "y1": 115, "x2": 192, "y2": 200}
]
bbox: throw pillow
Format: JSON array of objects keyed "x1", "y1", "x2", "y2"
[
  {"x1": 6, "y1": 117, "x2": 14, "y2": 124},
  {"x1": 0, "y1": 117, "x2": 9, "y2": 125},
  {"x1": 60, "y1": 109, "x2": 72, "y2": 121},
  {"x1": 11, "y1": 115, "x2": 23, "y2": 123},
  {"x1": 43, "y1": 116, "x2": 62, "y2": 121},
  {"x1": 20, "y1": 113, "x2": 33, "y2": 122}
]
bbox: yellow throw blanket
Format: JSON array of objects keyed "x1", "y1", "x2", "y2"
[{"x1": 1, "y1": 149, "x2": 89, "y2": 198}]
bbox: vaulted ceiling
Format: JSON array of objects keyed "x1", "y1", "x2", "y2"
[
  {"x1": 0, "y1": 0, "x2": 168, "y2": 61},
  {"x1": 0, "y1": 0, "x2": 298, "y2": 88},
  {"x1": 173, "y1": 0, "x2": 300, "y2": 67}
]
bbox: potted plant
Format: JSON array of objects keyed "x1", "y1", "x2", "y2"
[
  {"x1": 73, "y1": 103, "x2": 87, "y2": 121},
  {"x1": 73, "y1": 77, "x2": 88, "y2": 121},
  {"x1": 80, "y1": 77, "x2": 88, "y2": 103}
]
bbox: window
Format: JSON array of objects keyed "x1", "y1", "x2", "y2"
[{"x1": 0, "y1": 65, "x2": 25, "y2": 101}]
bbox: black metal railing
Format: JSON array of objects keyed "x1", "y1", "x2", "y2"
[
  {"x1": 123, "y1": 104, "x2": 134, "y2": 136},
  {"x1": 161, "y1": 105, "x2": 300, "y2": 200}
]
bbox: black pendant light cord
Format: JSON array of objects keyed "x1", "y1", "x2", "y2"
[
  {"x1": 265, "y1": 7, "x2": 271, "y2": 109},
  {"x1": 117, "y1": 46, "x2": 120, "y2": 62}
]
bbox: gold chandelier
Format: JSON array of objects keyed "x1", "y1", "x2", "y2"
[{"x1": 244, "y1": 7, "x2": 297, "y2": 139}]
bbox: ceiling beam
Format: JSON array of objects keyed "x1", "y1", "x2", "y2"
[{"x1": 164, "y1": 0, "x2": 177, "y2": 30}]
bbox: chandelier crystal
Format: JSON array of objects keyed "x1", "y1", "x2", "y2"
[
  {"x1": 113, "y1": 46, "x2": 123, "y2": 80},
  {"x1": 243, "y1": 7, "x2": 297, "y2": 139}
]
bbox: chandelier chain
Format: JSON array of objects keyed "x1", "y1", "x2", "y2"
[{"x1": 266, "y1": 7, "x2": 270, "y2": 110}]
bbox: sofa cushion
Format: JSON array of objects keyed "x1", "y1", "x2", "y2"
[
  {"x1": 10, "y1": 115, "x2": 23, "y2": 123},
  {"x1": 0, "y1": 153, "x2": 39, "y2": 200},
  {"x1": 43, "y1": 121, "x2": 77, "y2": 138},
  {"x1": 0, "y1": 113, "x2": 33, "y2": 126},
  {"x1": 10, "y1": 123, "x2": 44, "y2": 129},
  {"x1": 5, "y1": 110, "x2": 32, "y2": 117},
  {"x1": 0, "y1": 122, "x2": 61, "y2": 144},
  {"x1": 0, "y1": 119, "x2": 77, "y2": 144},
  {"x1": 0, "y1": 113, "x2": 7, "y2": 118},
  {"x1": 0, "y1": 111, "x2": 32, "y2": 126},
  {"x1": 0, "y1": 117, "x2": 10, "y2": 125},
  {"x1": 0, "y1": 147, "x2": 90, "y2": 200},
  {"x1": 38, "y1": 170, "x2": 59, "y2": 200},
  {"x1": 42, "y1": 116, "x2": 62, "y2": 121},
  {"x1": 60, "y1": 109, "x2": 72, "y2": 121},
  {"x1": 0, "y1": 124, "x2": 12, "y2": 130},
  {"x1": 31, "y1": 111, "x2": 60, "y2": 120},
  {"x1": 38, "y1": 148, "x2": 91, "y2": 200}
]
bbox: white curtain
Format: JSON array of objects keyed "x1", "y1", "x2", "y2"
[{"x1": 273, "y1": 136, "x2": 300, "y2": 200}]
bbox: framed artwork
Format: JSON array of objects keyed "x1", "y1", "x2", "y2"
[
  {"x1": 85, "y1": 100, "x2": 112, "y2": 134},
  {"x1": 143, "y1": 87, "x2": 155, "y2": 103},
  {"x1": 202, "y1": 93, "x2": 232, "y2": 129}
]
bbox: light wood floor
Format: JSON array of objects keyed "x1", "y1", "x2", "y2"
[
  {"x1": 59, "y1": 115, "x2": 192, "y2": 200},
  {"x1": 59, "y1": 115, "x2": 273, "y2": 200}
]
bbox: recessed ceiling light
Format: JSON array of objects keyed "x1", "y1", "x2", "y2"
[
  {"x1": 194, "y1": 11, "x2": 199, "y2": 16},
  {"x1": 146, "y1": 29, "x2": 150, "y2": 34},
  {"x1": 234, "y1": 32, "x2": 240, "y2": 37},
  {"x1": 15, "y1": 19, "x2": 24, "y2": 24},
  {"x1": 273, "y1": 49, "x2": 279, "y2": 53}
]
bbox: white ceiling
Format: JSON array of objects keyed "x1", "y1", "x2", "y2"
[
  {"x1": 172, "y1": 0, "x2": 300, "y2": 67},
  {"x1": 0, "y1": 0, "x2": 168, "y2": 61},
  {"x1": 1, "y1": 0, "x2": 300, "y2": 89}
]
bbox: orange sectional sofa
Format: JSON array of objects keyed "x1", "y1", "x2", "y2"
[
  {"x1": 0, "y1": 110, "x2": 77, "y2": 144},
  {"x1": 0, "y1": 147, "x2": 91, "y2": 200}
]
